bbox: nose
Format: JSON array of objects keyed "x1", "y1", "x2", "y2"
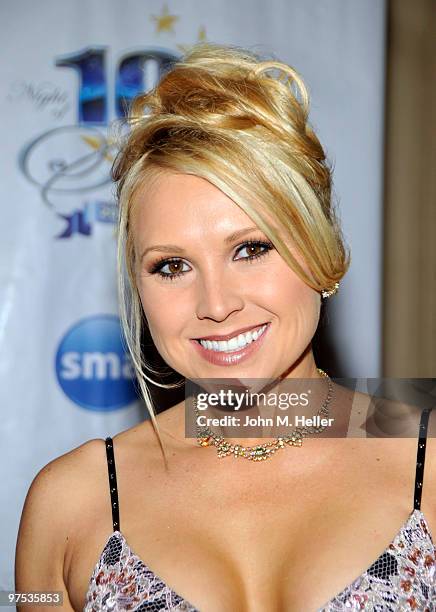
[{"x1": 195, "y1": 266, "x2": 244, "y2": 322}]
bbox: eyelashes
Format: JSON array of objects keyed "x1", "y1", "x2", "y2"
[{"x1": 148, "y1": 239, "x2": 275, "y2": 282}]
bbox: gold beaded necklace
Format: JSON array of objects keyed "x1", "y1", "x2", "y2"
[{"x1": 195, "y1": 368, "x2": 333, "y2": 461}]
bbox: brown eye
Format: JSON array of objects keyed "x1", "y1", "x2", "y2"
[
  {"x1": 234, "y1": 240, "x2": 274, "y2": 261},
  {"x1": 247, "y1": 244, "x2": 262, "y2": 256},
  {"x1": 167, "y1": 261, "x2": 183, "y2": 274},
  {"x1": 150, "y1": 258, "x2": 191, "y2": 281},
  {"x1": 149, "y1": 239, "x2": 274, "y2": 283}
]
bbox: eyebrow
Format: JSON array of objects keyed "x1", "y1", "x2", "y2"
[{"x1": 140, "y1": 226, "x2": 261, "y2": 262}]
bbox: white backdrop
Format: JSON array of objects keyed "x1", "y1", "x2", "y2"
[{"x1": 0, "y1": 0, "x2": 386, "y2": 589}]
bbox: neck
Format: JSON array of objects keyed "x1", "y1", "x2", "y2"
[{"x1": 191, "y1": 352, "x2": 329, "y2": 449}]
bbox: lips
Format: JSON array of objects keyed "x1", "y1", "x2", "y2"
[
  {"x1": 190, "y1": 322, "x2": 271, "y2": 366},
  {"x1": 194, "y1": 322, "x2": 268, "y2": 342}
]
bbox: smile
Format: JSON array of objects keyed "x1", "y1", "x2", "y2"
[
  {"x1": 190, "y1": 322, "x2": 271, "y2": 367},
  {"x1": 196, "y1": 323, "x2": 268, "y2": 353}
]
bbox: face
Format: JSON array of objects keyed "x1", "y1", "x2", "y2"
[{"x1": 131, "y1": 171, "x2": 321, "y2": 382}]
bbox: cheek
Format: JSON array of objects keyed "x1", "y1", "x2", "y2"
[
  {"x1": 136, "y1": 283, "x2": 188, "y2": 356},
  {"x1": 259, "y1": 262, "x2": 320, "y2": 329},
  {"x1": 136, "y1": 285, "x2": 165, "y2": 343}
]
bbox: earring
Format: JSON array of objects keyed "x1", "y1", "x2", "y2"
[{"x1": 321, "y1": 282, "x2": 339, "y2": 299}]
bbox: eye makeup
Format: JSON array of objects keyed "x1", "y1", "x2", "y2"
[{"x1": 147, "y1": 238, "x2": 275, "y2": 282}]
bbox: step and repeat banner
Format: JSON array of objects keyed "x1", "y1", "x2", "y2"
[{"x1": 0, "y1": 0, "x2": 386, "y2": 587}]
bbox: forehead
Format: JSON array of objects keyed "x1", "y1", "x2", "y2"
[{"x1": 130, "y1": 171, "x2": 256, "y2": 241}]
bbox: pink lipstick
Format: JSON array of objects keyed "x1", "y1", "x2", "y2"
[{"x1": 190, "y1": 322, "x2": 271, "y2": 366}]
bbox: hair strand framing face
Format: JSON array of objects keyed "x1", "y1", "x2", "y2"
[{"x1": 111, "y1": 42, "x2": 351, "y2": 462}]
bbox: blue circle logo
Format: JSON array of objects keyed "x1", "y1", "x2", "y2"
[{"x1": 55, "y1": 314, "x2": 138, "y2": 411}]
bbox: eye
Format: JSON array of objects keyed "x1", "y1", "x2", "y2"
[
  {"x1": 149, "y1": 258, "x2": 191, "y2": 281},
  {"x1": 234, "y1": 240, "x2": 274, "y2": 262},
  {"x1": 148, "y1": 239, "x2": 274, "y2": 282}
]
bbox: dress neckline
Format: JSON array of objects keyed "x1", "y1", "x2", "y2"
[{"x1": 88, "y1": 507, "x2": 434, "y2": 611}]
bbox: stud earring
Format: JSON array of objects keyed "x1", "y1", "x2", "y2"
[{"x1": 321, "y1": 282, "x2": 340, "y2": 299}]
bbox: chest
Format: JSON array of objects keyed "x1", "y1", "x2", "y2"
[{"x1": 65, "y1": 444, "x2": 417, "y2": 611}]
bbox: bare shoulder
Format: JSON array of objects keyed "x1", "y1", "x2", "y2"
[
  {"x1": 15, "y1": 438, "x2": 107, "y2": 609},
  {"x1": 357, "y1": 390, "x2": 436, "y2": 534},
  {"x1": 19, "y1": 437, "x2": 109, "y2": 524},
  {"x1": 15, "y1": 416, "x2": 180, "y2": 612},
  {"x1": 341, "y1": 384, "x2": 436, "y2": 529}
]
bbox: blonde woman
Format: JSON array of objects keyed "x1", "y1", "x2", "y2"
[{"x1": 16, "y1": 43, "x2": 435, "y2": 611}]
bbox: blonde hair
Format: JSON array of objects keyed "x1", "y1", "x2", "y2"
[{"x1": 112, "y1": 42, "x2": 351, "y2": 464}]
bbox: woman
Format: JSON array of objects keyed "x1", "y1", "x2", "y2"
[{"x1": 15, "y1": 43, "x2": 435, "y2": 611}]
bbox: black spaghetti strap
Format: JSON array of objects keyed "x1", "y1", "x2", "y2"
[
  {"x1": 413, "y1": 408, "x2": 432, "y2": 510},
  {"x1": 105, "y1": 437, "x2": 120, "y2": 531}
]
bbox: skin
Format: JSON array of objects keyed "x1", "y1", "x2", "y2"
[
  {"x1": 14, "y1": 170, "x2": 436, "y2": 612},
  {"x1": 131, "y1": 170, "x2": 323, "y2": 447}
]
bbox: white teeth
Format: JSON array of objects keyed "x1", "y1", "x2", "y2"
[
  {"x1": 236, "y1": 333, "x2": 246, "y2": 348},
  {"x1": 227, "y1": 337, "x2": 239, "y2": 350},
  {"x1": 244, "y1": 331, "x2": 254, "y2": 345},
  {"x1": 198, "y1": 324, "x2": 267, "y2": 352}
]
